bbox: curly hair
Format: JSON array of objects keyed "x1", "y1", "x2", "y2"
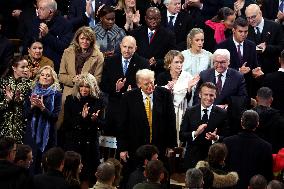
[
  {"x1": 164, "y1": 50, "x2": 184, "y2": 70},
  {"x1": 71, "y1": 26, "x2": 97, "y2": 52}
]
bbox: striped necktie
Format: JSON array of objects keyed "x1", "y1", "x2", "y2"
[{"x1": 145, "y1": 96, "x2": 152, "y2": 143}]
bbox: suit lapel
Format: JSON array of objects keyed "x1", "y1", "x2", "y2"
[
  {"x1": 221, "y1": 69, "x2": 232, "y2": 97},
  {"x1": 243, "y1": 40, "x2": 249, "y2": 65}
]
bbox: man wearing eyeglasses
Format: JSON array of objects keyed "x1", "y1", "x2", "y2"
[{"x1": 245, "y1": 4, "x2": 284, "y2": 74}]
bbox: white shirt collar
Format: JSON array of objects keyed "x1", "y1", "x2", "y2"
[
  {"x1": 121, "y1": 56, "x2": 132, "y2": 63},
  {"x1": 166, "y1": 10, "x2": 177, "y2": 18},
  {"x1": 215, "y1": 69, "x2": 228, "y2": 78},
  {"x1": 148, "y1": 28, "x2": 156, "y2": 34},
  {"x1": 201, "y1": 104, "x2": 213, "y2": 112},
  {"x1": 278, "y1": 68, "x2": 284, "y2": 72},
  {"x1": 233, "y1": 36, "x2": 244, "y2": 46},
  {"x1": 141, "y1": 89, "x2": 153, "y2": 100},
  {"x1": 255, "y1": 17, "x2": 265, "y2": 32}
]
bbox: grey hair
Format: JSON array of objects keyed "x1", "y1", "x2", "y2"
[
  {"x1": 213, "y1": 49, "x2": 230, "y2": 61},
  {"x1": 185, "y1": 168, "x2": 204, "y2": 188},
  {"x1": 72, "y1": 73, "x2": 101, "y2": 99},
  {"x1": 136, "y1": 69, "x2": 155, "y2": 84},
  {"x1": 187, "y1": 28, "x2": 204, "y2": 49},
  {"x1": 46, "y1": 0, "x2": 57, "y2": 11}
]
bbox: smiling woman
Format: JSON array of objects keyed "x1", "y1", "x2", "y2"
[{"x1": 0, "y1": 56, "x2": 31, "y2": 144}]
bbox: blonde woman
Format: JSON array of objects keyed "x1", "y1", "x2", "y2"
[
  {"x1": 24, "y1": 65, "x2": 62, "y2": 173},
  {"x1": 63, "y1": 73, "x2": 105, "y2": 184},
  {"x1": 182, "y1": 28, "x2": 212, "y2": 106},
  {"x1": 58, "y1": 26, "x2": 104, "y2": 126}
]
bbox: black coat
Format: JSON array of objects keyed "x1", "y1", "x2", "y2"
[
  {"x1": 180, "y1": 104, "x2": 228, "y2": 168},
  {"x1": 100, "y1": 53, "x2": 149, "y2": 136},
  {"x1": 0, "y1": 35, "x2": 13, "y2": 77},
  {"x1": 223, "y1": 131, "x2": 273, "y2": 189},
  {"x1": 247, "y1": 19, "x2": 284, "y2": 73},
  {"x1": 262, "y1": 71, "x2": 284, "y2": 115},
  {"x1": 117, "y1": 87, "x2": 177, "y2": 156},
  {"x1": 130, "y1": 26, "x2": 176, "y2": 75},
  {"x1": 33, "y1": 169, "x2": 69, "y2": 189}
]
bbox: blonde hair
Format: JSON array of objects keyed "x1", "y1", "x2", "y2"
[
  {"x1": 72, "y1": 73, "x2": 101, "y2": 99},
  {"x1": 187, "y1": 28, "x2": 204, "y2": 49},
  {"x1": 164, "y1": 50, "x2": 184, "y2": 70},
  {"x1": 71, "y1": 26, "x2": 97, "y2": 52},
  {"x1": 136, "y1": 69, "x2": 155, "y2": 84},
  {"x1": 32, "y1": 66, "x2": 61, "y2": 91},
  {"x1": 116, "y1": 0, "x2": 136, "y2": 12}
]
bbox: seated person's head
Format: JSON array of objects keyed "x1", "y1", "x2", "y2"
[
  {"x1": 14, "y1": 144, "x2": 33, "y2": 169},
  {"x1": 186, "y1": 168, "x2": 204, "y2": 188},
  {"x1": 62, "y1": 151, "x2": 82, "y2": 185},
  {"x1": 248, "y1": 174, "x2": 267, "y2": 189},
  {"x1": 95, "y1": 162, "x2": 116, "y2": 185},
  {"x1": 144, "y1": 160, "x2": 165, "y2": 183},
  {"x1": 198, "y1": 167, "x2": 213, "y2": 188},
  {"x1": 0, "y1": 137, "x2": 17, "y2": 162},
  {"x1": 45, "y1": 147, "x2": 65, "y2": 171},
  {"x1": 241, "y1": 110, "x2": 259, "y2": 131},
  {"x1": 208, "y1": 143, "x2": 227, "y2": 167},
  {"x1": 256, "y1": 87, "x2": 273, "y2": 106},
  {"x1": 267, "y1": 180, "x2": 284, "y2": 189},
  {"x1": 136, "y1": 145, "x2": 159, "y2": 167},
  {"x1": 106, "y1": 158, "x2": 123, "y2": 187}
]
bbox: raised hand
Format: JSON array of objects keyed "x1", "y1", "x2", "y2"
[
  {"x1": 91, "y1": 110, "x2": 100, "y2": 121},
  {"x1": 82, "y1": 103, "x2": 90, "y2": 118},
  {"x1": 205, "y1": 128, "x2": 218, "y2": 141},
  {"x1": 116, "y1": 78, "x2": 126, "y2": 92},
  {"x1": 239, "y1": 62, "x2": 251, "y2": 74},
  {"x1": 5, "y1": 86, "x2": 13, "y2": 102},
  {"x1": 195, "y1": 123, "x2": 207, "y2": 137}
]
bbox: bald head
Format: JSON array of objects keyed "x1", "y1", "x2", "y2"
[
  {"x1": 120, "y1": 36, "x2": 137, "y2": 59},
  {"x1": 245, "y1": 4, "x2": 262, "y2": 27}
]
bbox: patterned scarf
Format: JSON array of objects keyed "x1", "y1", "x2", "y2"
[
  {"x1": 31, "y1": 83, "x2": 56, "y2": 152},
  {"x1": 75, "y1": 48, "x2": 93, "y2": 75}
]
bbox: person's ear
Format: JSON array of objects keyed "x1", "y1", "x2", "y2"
[{"x1": 159, "y1": 172, "x2": 165, "y2": 181}]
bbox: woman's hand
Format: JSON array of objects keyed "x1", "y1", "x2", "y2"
[
  {"x1": 32, "y1": 95, "x2": 46, "y2": 111},
  {"x1": 166, "y1": 81, "x2": 175, "y2": 92},
  {"x1": 132, "y1": 10, "x2": 140, "y2": 25},
  {"x1": 188, "y1": 75, "x2": 200, "y2": 90},
  {"x1": 5, "y1": 86, "x2": 13, "y2": 102},
  {"x1": 82, "y1": 103, "x2": 90, "y2": 118}
]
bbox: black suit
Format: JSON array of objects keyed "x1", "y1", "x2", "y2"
[
  {"x1": 262, "y1": 70, "x2": 284, "y2": 115},
  {"x1": 130, "y1": 26, "x2": 176, "y2": 76},
  {"x1": 161, "y1": 11, "x2": 195, "y2": 45},
  {"x1": 180, "y1": 104, "x2": 227, "y2": 169},
  {"x1": 33, "y1": 170, "x2": 69, "y2": 189},
  {"x1": 247, "y1": 19, "x2": 284, "y2": 73},
  {"x1": 193, "y1": 68, "x2": 248, "y2": 106},
  {"x1": 261, "y1": 0, "x2": 279, "y2": 20},
  {"x1": 0, "y1": 35, "x2": 13, "y2": 77},
  {"x1": 216, "y1": 37, "x2": 258, "y2": 97},
  {"x1": 223, "y1": 131, "x2": 273, "y2": 189},
  {"x1": 100, "y1": 53, "x2": 149, "y2": 136},
  {"x1": 118, "y1": 87, "x2": 177, "y2": 156}
]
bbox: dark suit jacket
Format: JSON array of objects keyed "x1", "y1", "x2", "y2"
[
  {"x1": 130, "y1": 26, "x2": 176, "y2": 75},
  {"x1": 261, "y1": 0, "x2": 279, "y2": 20},
  {"x1": 100, "y1": 53, "x2": 149, "y2": 136},
  {"x1": 117, "y1": 87, "x2": 177, "y2": 156},
  {"x1": 33, "y1": 169, "x2": 69, "y2": 189},
  {"x1": 179, "y1": 104, "x2": 227, "y2": 168},
  {"x1": 193, "y1": 68, "x2": 248, "y2": 105},
  {"x1": 262, "y1": 71, "x2": 284, "y2": 114},
  {"x1": 247, "y1": 18, "x2": 284, "y2": 73},
  {"x1": 223, "y1": 131, "x2": 273, "y2": 189},
  {"x1": 216, "y1": 37, "x2": 258, "y2": 70},
  {"x1": 161, "y1": 10, "x2": 195, "y2": 45}
]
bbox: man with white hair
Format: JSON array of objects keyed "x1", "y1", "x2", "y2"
[
  {"x1": 24, "y1": 0, "x2": 73, "y2": 72},
  {"x1": 194, "y1": 49, "x2": 248, "y2": 107},
  {"x1": 245, "y1": 3, "x2": 284, "y2": 74},
  {"x1": 118, "y1": 69, "x2": 176, "y2": 170}
]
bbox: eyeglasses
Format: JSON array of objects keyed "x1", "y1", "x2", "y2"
[
  {"x1": 246, "y1": 14, "x2": 257, "y2": 20},
  {"x1": 214, "y1": 61, "x2": 227, "y2": 65}
]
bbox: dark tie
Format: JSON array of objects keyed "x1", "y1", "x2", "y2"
[
  {"x1": 216, "y1": 74, "x2": 223, "y2": 95},
  {"x1": 279, "y1": 0, "x2": 284, "y2": 12},
  {"x1": 237, "y1": 43, "x2": 243, "y2": 64},
  {"x1": 255, "y1": 27, "x2": 261, "y2": 44},
  {"x1": 148, "y1": 31, "x2": 154, "y2": 44},
  {"x1": 202, "y1": 109, "x2": 208, "y2": 124},
  {"x1": 168, "y1": 16, "x2": 175, "y2": 30}
]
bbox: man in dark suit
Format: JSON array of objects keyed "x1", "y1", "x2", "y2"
[
  {"x1": 245, "y1": 4, "x2": 284, "y2": 74},
  {"x1": 130, "y1": 7, "x2": 176, "y2": 76},
  {"x1": 180, "y1": 82, "x2": 227, "y2": 169},
  {"x1": 223, "y1": 110, "x2": 273, "y2": 189},
  {"x1": 253, "y1": 87, "x2": 284, "y2": 153},
  {"x1": 24, "y1": 0, "x2": 73, "y2": 72},
  {"x1": 100, "y1": 36, "x2": 149, "y2": 136},
  {"x1": 161, "y1": 0, "x2": 195, "y2": 46},
  {"x1": 193, "y1": 49, "x2": 248, "y2": 107},
  {"x1": 118, "y1": 68, "x2": 177, "y2": 163},
  {"x1": 262, "y1": 50, "x2": 284, "y2": 115},
  {"x1": 216, "y1": 17, "x2": 259, "y2": 97}
]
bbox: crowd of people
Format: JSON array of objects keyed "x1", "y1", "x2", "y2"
[{"x1": 1, "y1": 0, "x2": 284, "y2": 188}]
